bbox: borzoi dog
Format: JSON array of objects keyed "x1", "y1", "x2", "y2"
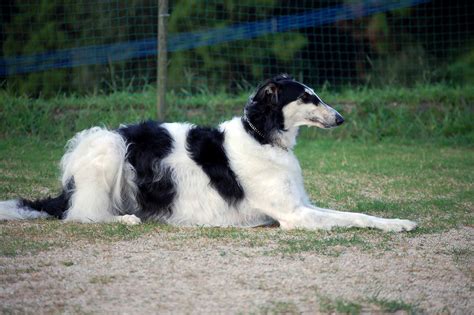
[{"x1": 0, "y1": 75, "x2": 416, "y2": 231}]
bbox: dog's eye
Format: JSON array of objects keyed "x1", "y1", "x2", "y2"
[{"x1": 300, "y1": 92, "x2": 314, "y2": 104}]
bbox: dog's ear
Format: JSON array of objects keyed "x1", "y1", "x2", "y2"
[
  {"x1": 250, "y1": 80, "x2": 280, "y2": 107},
  {"x1": 262, "y1": 82, "x2": 279, "y2": 106}
]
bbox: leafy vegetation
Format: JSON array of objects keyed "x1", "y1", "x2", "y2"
[
  {"x1": 2, "y1": 1, "x2": 472, "y2": 95},
  {"x1": 1, "y1": 84, "x2": 473, "y2": 144}
]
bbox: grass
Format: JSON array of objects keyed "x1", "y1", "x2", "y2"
[
  {"x1": 300, "y1": 140, "x2": 473, "y2": 232},
  {"x1": 0, "y1": 237, "x2": 54, "y2": 257},
  {"x1": 258, "y1": 301, "x2": 300, "y2": 315},
  {"x1": 1, "y1": 84, "x2": 473, "y2": 144},
  {"x1": 449, "y1": 247, "x2": 473, "y2": 265},
  {"x1": 368, "y1": 297, "x2": 417, "y2": 313},
  {"x1": 0, "y1": 135, "x2": 472, "y2": 257},
  {"x1": 89, "y1": 275, "x2": 117, "y2": 285},
  {"x1": 1, "y1": 222, "x2": 169, "y2": 257},
  {"x1": 0, "y1": 101, "x2": 471, "y2": 315},
  {"x1": 0, "y1": 219, "x2": 165, "y2": 256},
  {"x1": 1, "y1": 138, "x2": 472, "y2": 232},
  {"x1": 318, "y1": 295, "x2": 418, "y2": 314},
  {"x1": 277, "y1": 233, "x2": 371, "y2": 256},
  {"x1": 256, "y1": 296, "x2": 417, "y2": 314},
  {"x1": 319, "y1": 297, "x2": 362, "y2": 315},
  {"x1": 0, "y1": 84, "x2": 472, "y2": 257}
]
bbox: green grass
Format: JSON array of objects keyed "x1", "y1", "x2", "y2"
[
  {"x1": 317, "y1": 295, "x2": 418, "y2": 315},
  {"x1": 296, "y1": 139, "x2": 473, "y2": 232},
  {"x1": 0, "y1": 219, "x2": 164, "y2": 257},
  {"x1": 0, "y1": 135, "x2": 472, "y2": 257},
  {"x1": 368, "y1": 297, "x2": 417, "y2": 313},
  {"x1": 257, "y1": 295, "x2": 417, "y2": 315},
  {"x1": 0, "y1": 237, "x2": 55, "y2": 257},
  {"x1": 319, "y1": 296, "x2": 362, "y2": 315},
  {"x1": 1, "y1": 84, "x2": 473, "y2": 144}
]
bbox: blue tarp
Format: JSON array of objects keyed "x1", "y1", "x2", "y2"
[{"x1": 0, "y1": 0, "x2": 429, "y2": 76}]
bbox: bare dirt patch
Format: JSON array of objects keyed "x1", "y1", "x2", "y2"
[{"x1": 0, "y1": 224, "x2": 472, "y2": 314}]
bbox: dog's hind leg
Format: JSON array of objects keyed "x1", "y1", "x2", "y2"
[{"x1": 61, "y1": 128, "x2": 133, "y2": 223}]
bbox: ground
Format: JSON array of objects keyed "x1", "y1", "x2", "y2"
[{"x1": 0, "y1": 138, "x2": 473, "y2": 314}]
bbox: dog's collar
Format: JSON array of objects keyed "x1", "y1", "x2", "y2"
[{"x1": 242, "y1": 113, "x2": 288, "y2": 151}]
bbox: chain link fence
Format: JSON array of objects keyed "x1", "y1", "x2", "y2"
[{"x1": 1, "y1": 0, "x2": 473, "y2": 96}]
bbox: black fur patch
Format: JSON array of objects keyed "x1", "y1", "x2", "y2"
[
  {"x1": 118, "y1": 121, "x2": 175, "y2": 220},
  {"x1": 20, "y1": 178, "x2": 75, "y2": 219},
  {"x1": 186, "y1": 126, "x2": 244, "y2": 205}
]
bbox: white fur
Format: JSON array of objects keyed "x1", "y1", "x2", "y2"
[
  {"x1": 115, "y1": 214, "x2": 142, "y2": 225},
  {"x1": 60, "y1": 127, "x2": 134, "y2": 223},
  {"x1": 283, "y1": 100, "x2": 341, "y2": 129}
]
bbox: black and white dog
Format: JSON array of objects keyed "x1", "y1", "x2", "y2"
[{"x1": 0, "y1": 75, "x2": 416, "y2": 231}]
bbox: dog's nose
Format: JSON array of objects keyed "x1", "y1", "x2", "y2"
[{"x1": 335, "y1": 114, "x2": 344, "y2": 126}]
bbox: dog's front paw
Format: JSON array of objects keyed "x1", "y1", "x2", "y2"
[
  {"x1": 380, "y1": 219, "x2": 417, "y2": 232},
  {"x1": 117, "y1": 214, "x2": 142, "y2": 225}
]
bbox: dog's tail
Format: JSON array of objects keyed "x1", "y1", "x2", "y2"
[{"x1": 0, "y1": 181, "x2": 74, "y2": 221}]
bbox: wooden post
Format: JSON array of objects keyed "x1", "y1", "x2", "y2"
[{"x1": 157, "y1": 0, "x2": 169, "y2": 120}]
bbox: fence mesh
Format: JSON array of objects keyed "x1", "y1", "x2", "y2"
[{"x1": 1, "y1": 0, "x2": 473, "y2": 96}]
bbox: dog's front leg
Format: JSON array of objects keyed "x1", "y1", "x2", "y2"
[
  {"x1": 277, "y1": 206, "x2": 416, "y2": 232},
  {"x1": 245, "y1": 170, "x2": 416, "y2": 232}
]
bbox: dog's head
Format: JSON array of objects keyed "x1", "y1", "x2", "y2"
[{"x1": 246, "y1": 74, "x2": 344, "y2": 130}]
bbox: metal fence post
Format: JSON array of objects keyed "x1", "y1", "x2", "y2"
[{"x1": 157, "y1": 0, "x2": 169, "y2": 120}]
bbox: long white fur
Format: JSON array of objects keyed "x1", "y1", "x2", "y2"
[
  {"x1": 0, "y1": 100, "x2": 416, "y2": 231},
  {"x1": 59, "y1": 127, "x2": 136, "y2": 223}
]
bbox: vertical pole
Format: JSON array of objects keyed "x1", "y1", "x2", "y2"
[{"x1": 157, "y1": 0, "x2": 169, "y2": 120}]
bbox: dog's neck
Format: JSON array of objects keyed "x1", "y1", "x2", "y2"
[
  {"x1": 242, "y1": 112, "x2": 298, "y2": 151},
  {"x1": 277, "y1": 126, "x2": 299, "y2": 149}
]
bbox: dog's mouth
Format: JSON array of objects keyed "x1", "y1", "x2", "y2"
[{"x1": 306, "y1": 117, "x2": 334, "y2": 129}]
